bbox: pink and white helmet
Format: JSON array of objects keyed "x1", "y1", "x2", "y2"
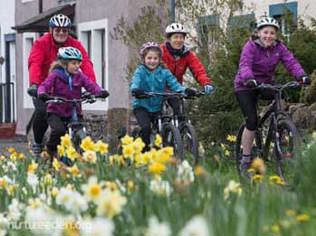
[{"x1": 139, "y1": 41, "x2": 162, "y2": 57}]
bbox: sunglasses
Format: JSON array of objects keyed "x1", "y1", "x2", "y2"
[{"x1": 54, "y1": 28, "x2": 69, "y2": 33}]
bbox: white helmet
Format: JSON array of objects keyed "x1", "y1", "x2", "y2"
[
  {"x1": 49, "y1": 14, "x2": 71, "y2": 28},
  {"x1": 165, "y1": 23, "x2": 188, "y2": 36},
  {"x1": 256, "y1": 17, "x2": 279, "y2": 30}
]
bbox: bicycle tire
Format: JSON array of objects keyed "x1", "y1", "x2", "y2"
[
  {"x1": 72, "y1": 128, "x2": 87, "y2": 153},
  {"x1": 180, "y1": 123, "x2": 199, "y2": 162},
  {"x1": 235, "y1": 124, "x2": 263, "y2": 176},
  {"x1": 274, "y1": 118, "x2": 300, "y2": 182},
  {"x1": 161, "y1": 123, "x2": 184, "y2": 160}
]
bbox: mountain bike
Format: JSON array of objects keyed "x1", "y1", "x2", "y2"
[
  {"x1": 235, "y1": 81, "x2": 301, "y2": 181},
  {"x1": 161, "y1": 91, "x2": 206, "y2": 162},
  {"x1": 45, "y1": 93, "x2": 105, "y2": 165}
]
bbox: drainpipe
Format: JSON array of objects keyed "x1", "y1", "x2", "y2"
[{"x1": 170, "y1": 0, "x2": 175, "y2": 23}]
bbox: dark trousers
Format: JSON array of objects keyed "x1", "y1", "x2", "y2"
[
  {"x1": 46, "y1": 113, "x2": 69, "y2": 155},
  {"x1": 235, "y1": 89, "x2": 275, "y2": 131},
  {"x1": 32, "y1": 98, "x2": 48, "y2": 144},
  {"x1": 133, "y1": 107, "x2": 160, "y2": 150}
]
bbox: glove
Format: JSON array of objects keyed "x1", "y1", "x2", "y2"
[
  {"x1": 27, "y1": 84, "x2": 38, "y2": 97},
  {"x1": 132, "y1": 89, "x2": 149, "y2": 98},
  {"x1": 204, "y1": 84, "x2": 215, "y2": 94},
  {"x1": 96, "y1": 90, "x2": 110, "y2": 98},
  {"x1": 244, "y1": 79, "x2": 258, "y2": 88},
  {"x1": 298, "y1": 75, "x2": 311, "y2": 85},
  {"x1": 184, "y1": 88, "x2": 198, "y2": 97},
  {"x1": 38, "y1": 93, "x2": 50, "y2": 101}
]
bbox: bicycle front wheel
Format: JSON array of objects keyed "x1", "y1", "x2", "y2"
[
  {"x1": 161, "y1": 123, "x2": 184, "y2": 160},
  {"x1": 274, "y1": 119, "x2": 300, "y2": 182},
  {"x1": 180, "y1": 123, "x2": 199, "y2": 163},
  {"x1": 72, "y1": 128, "x2": 87, "y2": 153}
]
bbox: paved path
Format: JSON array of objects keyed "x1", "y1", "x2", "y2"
[{"x1": 0, "y1": 135, "x2": 29, "y2": 154}]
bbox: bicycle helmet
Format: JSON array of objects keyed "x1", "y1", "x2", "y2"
[
  {"x1": 139, "y1": 41, "x2": 162, "y2": 57},
  {"x1": 49, "y1": 14, "x2": 71, "y2": 28},
  {"x1": 256, "y1": 17, "x2": 279, "y2": 30},
  {"x1": 57, "y1": 47, "x2": 82, "y2": 61},
  {"x1": 165, "y1": 23, "x2": 188, "y2": 37}
]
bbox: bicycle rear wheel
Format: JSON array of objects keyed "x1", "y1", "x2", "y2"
[
  {"x1": 274, "y1": 119, "x2": 300, "y2": 182},
  {"x1": 161, "y1": 123, "x2": 184, "y2": 160},
  {"x1": 180, "y1": 123, "x2": 199, "y2": 162},
  {"x1": 235, "y1": 124, "x2": 263, "y2": 176}
]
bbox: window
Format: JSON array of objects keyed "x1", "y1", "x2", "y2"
[
  {"x1": 269, "y1": 1, "x2": 298, "y2": 39},
  {"x1": 197, "y1": 15, "x2": 220, "y2": 46},
  {"x1": 23, "y1": 33, "x2": 36, "y2": 109},
  {"x1": 78, "y1": 19, "x2": 108, "y2": 111}
]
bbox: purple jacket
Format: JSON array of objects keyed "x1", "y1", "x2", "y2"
[
  {"x1": 234, "y1": 39, "x2": 306, "y2": 91},
  {"x1": 38, "y1": 67, "x2": 101, "y2": 118}
]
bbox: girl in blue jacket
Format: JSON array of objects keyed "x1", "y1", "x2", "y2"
[{"x1": 130, "y1": 42, "x2": 195, "y2": 150}]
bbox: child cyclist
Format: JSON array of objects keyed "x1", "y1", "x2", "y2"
[
  {"x1": 234, "y1": 17, "x2": 310, "y2": 177},
  {"x1": 38, "y1": 46, "x2": 109, "y2": 157},
  {"x1": 130, "y1": 42, "x2": 197, "y2": 150}
]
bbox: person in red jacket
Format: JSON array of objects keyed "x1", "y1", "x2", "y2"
[
  {"x1": 160, "y1": 23, "x2": 214, "y2": 115},
  {"x1": 27, "y1": 14, "x2": 96, "y2": 156}
]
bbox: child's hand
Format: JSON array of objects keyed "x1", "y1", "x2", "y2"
[
  {"x1": 38, "y1": 93, "x2": 51, "y2": 101},
  {"x1": 132, "y1": 89, "x2": 149, "y2": 98}
]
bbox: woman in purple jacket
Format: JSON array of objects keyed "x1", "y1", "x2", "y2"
[
  {"x1": 234, "y1": 17, "x2": 310, "y2": 176},
  {"x1": 38, "y1": 47, "x2": 109, "y2": 157}
]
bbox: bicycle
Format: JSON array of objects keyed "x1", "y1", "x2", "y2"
[
  {"x1": 235, "y1": 81, "x2": 301, "y2": 182},
  {"x1": 131, "y1": 92, "x2": 184, "y2": 159},
  {"x1": 45, "y1": 93, "x2": 105, "y2": 165},
  {"x1": 161, "y1": 91, "x2": 206, "y2": 162}
]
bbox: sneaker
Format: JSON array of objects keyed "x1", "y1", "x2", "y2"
[
  {"x1": 239, "y1": 155, "x2": 252, "y2": 179},
  {"x1": 32, "y1": 143, "x2": 42, "y2": 156}
]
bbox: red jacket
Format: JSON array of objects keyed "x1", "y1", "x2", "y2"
[
  {"x1": 161, "y1": 43, "x2": 211, "y2": 86},
  {"x1": 28, "y1": 33, "x2": 96, "y2": 85}
]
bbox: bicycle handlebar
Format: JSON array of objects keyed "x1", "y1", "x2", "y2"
[
  {"x1": 255, "y1": 81, "x2": 301, "y2": 92},
  {"x1": 45, "y1": 94, "x2": 104, "y2": 104},
  {"x1": 143, "y1": 90, "x2": 205, "y2": 98}
]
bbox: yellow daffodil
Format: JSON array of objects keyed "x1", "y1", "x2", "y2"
[
  {"x1": 224, "y1": 180, "x2": 242, "y2": 200},
  {"x1": 9, "y1": 153, "x2": 17, "y2": 162},
  {"x1": 156, "y1": 150, "x2": 171, "y2": 164},
  {"x1": 82, "y1": 150, "x2": 97, "y2": 163},
  {"x1": 43, "y1": 173, "x2": 53, "y2": 186},
  {"x1": 27, "y1": 161, "x2": 38, "y2": 174},
  {"x1": 134, "y1": 154, "x2": 146, "y2": 167},
  {"x1": 226, "y1": 134, "x2": 237, "y2": 142},
  {"x1": 28, "y1": 198, "x2": 42, "y2": 209},
  {"x1": 271, "y1": 224, "x2": 280, "y2": 233},
  {"x1": 123, "y1": 144, "x2": 134, "y2": 158},
  {"x1": 0, "y1": 178, "x2": 7, "y2": 189},
  {"x1": 0, "y1": 155, "x2": 5, "y2": 161},
  {"x1": 6, "y1": 184, "x2": 17, "y2": 196},
  {"x1": 104, "y1": 181, "x2": 118, "y2": 192},
  {"x1": 269, "y1": 175, "x2": 285, "y2": 186},
  {"x1": 133, "y1": 138, "x2": 145, "y2": 154},
  {"x1": 60, "y1": 134, "x2": 72, "y2": 148},
  {"x1": 67, "y1": 165, "x2": 80, "y2": 177},
  {"x1": 18, "y1": 152, "x2": 25, "y2": 160},
  {"x1": 51, "y1": 187, "x2": 59, "y2": 198},
  {"x1": 7, "y1": 147, "x2": 16, "y2": 154},
  {"x1": 127, "y1": 180, "x2": 135, "y2": 192},
  {"x1": 96, "y1": 190, "x2": 127, "y2": 219},
  {"x1": 224, "y1": 149, "x2": 231, "y2": 157},
  {"x1": 66, "y1": 146, "x2": 79, "y2": 161},
  {"x1": 285, "y1": 209, "x2": 296, "y2": 217},
  {"x1": 95, "y1": 140, "x2": 109, "y2": 155},
  {"x1": 251, "y1": 174, "x2": 263, "y2": 183},
  {"x1": 53, "y1": 158, "x2": 61, "y2": 171},
  {"x1": 80, "y1": 136, "x2": 96, "y2": 152},
  {"x1": 148, "y1": 162, "x2": 166, "y2": 175},
  {"x1": 194, "y1": 165, "x2": 207, "y2": 177},
  {"x1": 121, "y1": 135, "x2": 133, "y2": 145},
  {"x1": 296, "y1": 214, "x2": 310, "y2": 222},
  {"x1": 57, "y1": 144, "x2": 66, "y2": 156},
  {"x1": 250, "y1": 158, "x2": 266, "y2": 175},
  {"x1": 154, "y1": 134, "x2": 162, "y2": 147}
]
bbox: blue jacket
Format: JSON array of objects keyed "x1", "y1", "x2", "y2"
[{"x1": 130, "y1": 64, "x2": 185, "y2": 112}]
